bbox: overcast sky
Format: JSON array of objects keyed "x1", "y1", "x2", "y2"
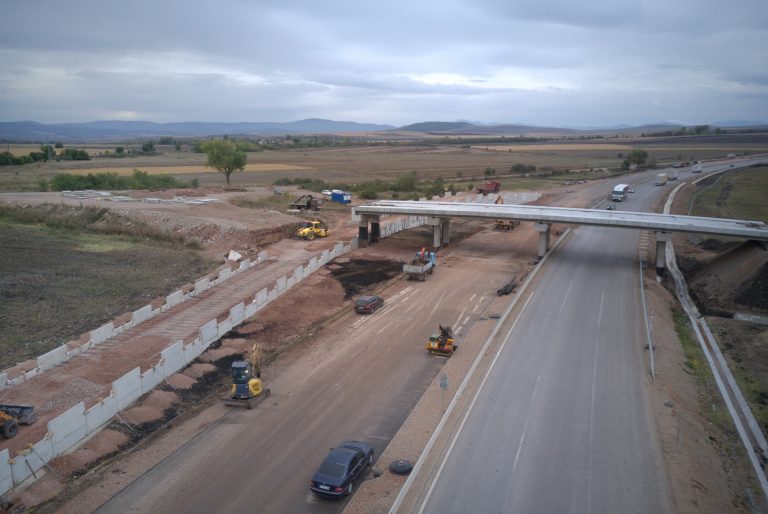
[{"x1": 1, "y1": 0, "x2": 766, "y2": 127}]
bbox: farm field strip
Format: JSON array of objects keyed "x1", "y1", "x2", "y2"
[{"x1": 63, "y1": 163, "x2": 314, "y2": 175}]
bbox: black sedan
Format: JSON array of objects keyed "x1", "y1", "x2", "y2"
[
  {"x1": 354, "y1": 295, "x2": 384, "y2": 314},
  {"x1": 310, "y1": 441, "x2": 374, "y2": 497}
]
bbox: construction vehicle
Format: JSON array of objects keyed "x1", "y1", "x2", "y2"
[
  {"x1": 403, "y1": 248, "x2": 436, "y2": 281},
  {"x1": 297, "y1": 220, "x2": 329, "y2": 240},
  {"x1": 289, "y1": 194, "x2": 323, "y2": 211},
  {"x1": 427, "y1": 325, "x2": 458, "y2": 356},
  {"x1": 493, "y1": 194, "x2": 520, "y2": 231},
  {"x1": 0, "y1": 404, "x2": 36, "y2": 439},
  {"x1": 477, "y1": 181, "x2": 501, "y2": 195},
  {"x1": 223, "y1": 344, "x2": 271, "y2": 409}
]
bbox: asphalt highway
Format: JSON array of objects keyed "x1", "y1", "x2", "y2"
[{"x1": 414, "y1": 172, "x2": 715, "y2": 513}]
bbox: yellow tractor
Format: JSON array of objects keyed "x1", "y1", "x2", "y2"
[
  {"x1": 427, "y1": 325, "x2": 458, "y2": 356},
  {"x1": 493, "y1": 194, "x2": 520, "y2": 232},
  {"x1": 223, "y1": 344, "x2": 271, "y2": 409},
  {"x1": 297, "y1": 220, "x2": 329, "y2": 240}
]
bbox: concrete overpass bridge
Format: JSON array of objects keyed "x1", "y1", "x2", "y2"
[{"x1": 353, "y1": 201, "x2": 768, "y2": 268}]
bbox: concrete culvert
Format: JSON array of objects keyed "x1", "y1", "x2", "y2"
[{"x1": 389, "y1": 459, "x2": 413, "y2": 475}]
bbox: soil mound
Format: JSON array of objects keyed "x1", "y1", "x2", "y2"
[{"x1": 689, "y1": 240, "x2": 768, "y2": 313}]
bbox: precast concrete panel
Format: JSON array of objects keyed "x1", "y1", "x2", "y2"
[
  {"x1": 49, "y1": 402, "x2": 87, "y2": 455},
  {"x1": 320, "y1": 250, "x2": 330, "y2": 265},
  {"x1": 334, "y1": 242, "x2": 344, "y2": 256},
  {"x1": 85, "y1": 395, "x2": 118, "y2": 432},
  {"x1": 199, "y1": 320, "x2": 218, "y2": 344},
  {"x1": 276, "y1": 276, "x2": 287, "y2": 294},
  {"x1": 10, "y1": 454, "x2": 33, "y2": 487},
  {"x1": 350, "y1": 239, "x2": 358, "y2": 250},
  {"x1": 244, "y1": 302, "x2": 257, "y2": 319},
  {"x1": 286, "y1": 276, "x2": 296, "y2": 290},
  {"x1": 267, "y1": 288, "x2": 278, "y2": 302},
  {"x1": 112, "y1": 368, "x2": 142, "y2": 411},
  {"x1": 217, "y1": 267, "x2": 231, "y2": 283},
  {"x1": 194, "y1": 278, "x2": 210, "y2": 294},
  {"x1": 37, "y1": 344, "x2": 68, "y2": 371},
  {"x1": 90, "y1": 322, "x2": 114, "y2": 345},
  {"x1": 309, "y1": 256, "x2": 318, "y2": 271},
  {"x1": 239, "y1": 258, "x2": 251, "y2": 272},
  {"x1": 0, "y1": 449, "x2": 11, "y2": 495},
  {"x1": 25, "y1": 435, "x2": 54, "y2": 474},
  {"x1": 184, "y1": 339, "x2": 205, "y2": 363},
  {"x1": 229, "y1": 303, "x2": 245, "y2": 325},
  {"x1": 161, "y1": 341, "x2": 185, "y2": 376},
  {"x1": 257, "y1": 250, "x2": 268, "y2": 262},
  {"x1": 0, "y1": 372, "x2": 6, "y2": 391},
  {"x1": 294, "y1": 266, "x2": 305, "y2": 281},
  {"x1": 165, "y1": 290, "x2": 184, "y2": 308},
  {"x1": 217, "y1": 319, "x2": 233, "y2": 339},
  {"x1": 24, "y1": 368, "x2": 39, "y2": 381},
  {"x1": 141, "y1": 366, "x2": 163, "y2": 394},
  {"x1": 255, "y1": 288, "x2": 268, "y2": 306},
  {"x1": 131, "y1": 305, "x2": 153, "y2": 325}
]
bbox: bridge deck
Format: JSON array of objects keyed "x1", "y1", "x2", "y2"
[{"x1": 354, "y1": 201, "x2": 768, "y2": 240}]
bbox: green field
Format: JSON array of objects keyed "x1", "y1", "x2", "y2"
[
  {"x1": 690, "y1": 165, "x2": 768, "y2": 222},
  {"x1": 0, "y1": 206, "x2": 215, "y2": 369}
]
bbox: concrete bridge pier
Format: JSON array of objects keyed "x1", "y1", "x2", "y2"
[
  {"x1": 654, "y1": 231, "x2": 672, "y2": 269},
  {"x1": 358, "y1": 215, "x2": 381, "y2": 247},
  {"x1": 428, "y1": 217, "x2": 450, "y2": 247},
  {"x1": 534, "y1": 223, "x2": 551, "y2": 257}
]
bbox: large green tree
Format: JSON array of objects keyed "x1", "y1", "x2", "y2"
[{"x1": 202, "y1": 139, "x2": 247, "y2": 185}]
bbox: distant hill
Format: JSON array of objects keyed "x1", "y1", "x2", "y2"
[{"x1": 0, "y1": 119, "x2": 395, "y2": 142}]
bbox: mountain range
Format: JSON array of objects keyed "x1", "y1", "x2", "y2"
[{"x1": 0, "y1": 118, "x2": 765, "y2": 142}]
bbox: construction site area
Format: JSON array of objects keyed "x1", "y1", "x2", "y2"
[{"x1": 1, "y1": 159, "x2": 767, "y2": 513}]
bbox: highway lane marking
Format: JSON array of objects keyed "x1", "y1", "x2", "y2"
[
  {"x1": 512, "y1": 375, "x2": 541, "y2": 472},
  {"x1": 429, "y1": 296, "x2": 444, "y2": 316},
  {"x1": 587, "y1": 290, "x2": 605, "y2": 513},
  {"x1": 376, "y1": 320, "x2": 394, "y2": 334},
  {"x1": 453, "y1": 308, "x2": 466, "y2": 328},
  {"x1": 469, "y1": 293, "x2": 476, "y2": 302},
  {"x1": 416, "y1": 291, "x2": 536, "y2": 514},
  {"x1": 558, "y1": 278, "x2": 575, "y2": 315}
]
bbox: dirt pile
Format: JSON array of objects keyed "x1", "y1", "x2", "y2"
[{"x1": 685, "y1": 240, "x2": 768, "y2": 314}]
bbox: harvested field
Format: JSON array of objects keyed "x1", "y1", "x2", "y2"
[
  {"x1": 64, "y1": 163, "x2": 314, "y2": 175},
  {"x1": 472, "y1": 143, "x2": 635, "y2": 151}
]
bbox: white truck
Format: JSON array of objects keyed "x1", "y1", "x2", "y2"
[
  {"x1": 692, "y1": 163, "x2": 703, "y2": 173},
  {"x1": 668, "y1": 170, "x2": 679, "y2": 181},
  {"x1": 611, "y1": 184, "x2": 629, "y2": 202},
  {"x1": 655, "y1": 173, "x2": 668, "y2": 186}
]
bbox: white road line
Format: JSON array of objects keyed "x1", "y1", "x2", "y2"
[
  {"x1": 469, "y1": 294, "x2": 476, "y2": 302},
  {"x1": 512, "y1": 375, "x2": 542, "y2": 472},
  {"x1": 376, "y1": 320, "x2": 394, "y2": 335},
  {"x1": 416, "y1": 292, "x2": 536, "y2": 514},
  {"x1": 558, "y1": 278, "x2": 575, "y2": 315},
  {"x1": 586, "y1": 291, "x2": 605, "y2": 513},
  {"x1": 429, "y1": 296, "x2": 444, "y2": 316},
  {"x1": 463, "y1": 316, "x2": 470, "y2": 325},
  {"x1": 471, "y1": 303, "x2": 479, "y2": 313},
  {"x1": 453, "y1": 308, "x2": 466, "y2": 328}
]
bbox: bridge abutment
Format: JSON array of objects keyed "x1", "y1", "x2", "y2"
[{"x1": 654, "y1": 231, "x2": 671, "y2": 269}]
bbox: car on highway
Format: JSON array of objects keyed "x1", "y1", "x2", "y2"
[
  {"x1": 310, "y1": 441, "x2": 374, "y2": 497},
  {"x1": 354, "y1": 295, "x2": 384, "y2": 314},
  {"x1": 322, "y1": 189, "x2": 332, "y2": 196}
]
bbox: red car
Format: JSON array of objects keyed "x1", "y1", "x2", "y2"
[{"x1": 354, "y1": 295, "x2": 384, "y2": 314}]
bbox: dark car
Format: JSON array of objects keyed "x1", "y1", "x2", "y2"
[
  {"x1": 310, "y1": 441, "x2": 374, "y2": 497},
  {"x1": 354, "y1": 295, "x2": 384, "y2": 314}
]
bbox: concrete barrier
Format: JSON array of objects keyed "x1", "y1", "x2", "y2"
[
  {"x1": 229, "y1": 303, "x2": 245, "y2": 325},
  {"x1": 0, "y1": 449, "x2": 11, "y2": 494},
  {"x1": 183, "y1": 338, "x2": 205, "y2": 364},
  {"x1": 131, "y1": 305, "x2": 153, "y2": 325},
  {"x1": 217, "y1": 267, "x2": 231, "y2": 283},
  {"x1": 0, "y1": 372, "x2": 6, "y2": 391},
  {"x1": 320, "y1": 250, "x2": 330, "y2": 265},
  {"x1": 286, "y1": 276, "x2": 296, "y2": 290},
  {"x1": 24, "y1": 368, "x2": 39, "y2": 381},
  {"x1": 309, "y1": 256, "x2": 319, "y2": 271},
  {"x1": 255, "y1": 288, "x2": 268, "y2": 306},
  {"x1": 294, "y1": 266, "x2": 305, "y2": 281},
  {"x1": 244, "y1": 302, "x2": 258, "y2": 319},
  {"x1": 85, "y1": 395, "x2": 118, "y2": 432},
  {"x1": 10, "y1": 453, "x2": 33, "y2": 485},
  {"x1": 267, "y1": 287, "x2": 278, "y2": 302},
  {"x1": 165, "y1": 290, "x2": 184, "y2": 308},
  {"x1": 334, "y1": 242, "x2": 344, "y2": 256},
  {"x1": 239, "y1": 259, "x2": 251, "y2": 272},
  {"x1": 161, "y1": 341, "x2": 185, "y2": 376},
  {"x1": 36, "y1": 344, "x2": 68, "y2": 371},
  {"x1": 276, "y1": 276, "x2": 287, "y2": 295},
  {"x1": 24, "y1": 435, "x2": 54, "y2": 476},
  {"x1": 217, "y1": 319, "x2": 233, "y2": 339},
  {"x1": 194, "y1": 278, "x2": 210, "y2": 294},
  {"x1": 49, "y1": 402, "x2": 87, "y2": 455},
  {"x1": 90, "y1": 322, "x2": 114, "y2": 345},
  {"x1": 199, "y1": 320, "x2": 218, "y2": 345},
  {"x1": 112, "y1": 368, "x2": 142, "y2": 411},
  {"x1": 140, "y1": 365, "x2": 163, "y2": 394},
  {"x1": 258, "y1": 251, "x2": 268, "y2": 262}
]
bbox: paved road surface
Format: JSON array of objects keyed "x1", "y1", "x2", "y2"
[
  {"x1": 417, "y1": 180, "x2": 671, "y2": 513},
  {"x1": 96, "y1": 248, "x2": 512, "y2": 514}
]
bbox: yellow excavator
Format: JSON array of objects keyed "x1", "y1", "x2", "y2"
[
  {"x1": 223, "y1": 344, "x2": 271, "y2": 409},
  {"x1": 297, "y1": 220, "x2": 330, "y2": 240},
  {"x1": 0, "y1": 404, "x2": 36, "y2": 439},
  {"x1": 494, "y1": 194, "x2": 520, "y2": 231}
]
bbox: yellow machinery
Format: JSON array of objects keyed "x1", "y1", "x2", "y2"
[
  {"x1": 223, "y1": 344, "x2": 271, "y2": 409},
  {"x1": 427, "y1": 325, "x2": 458, "y2": 356},
  {"x1": 0, "y1": 404, "x2": 36, "y2": 439},
  {"x1": 297, "y1": 220, "x2": 330, "y2": 240},
  {"x1": 494, "y1": 194, "x2": 520, "y2": 231}
]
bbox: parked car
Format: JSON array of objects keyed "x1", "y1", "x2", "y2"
[
  {"x1": 354, "y1": 295, "x2": 384, "y2": 314},
  {"x1": 310, "y1": 441, "x2": 374, "y2": 497},
  {"x1": 322, "y1": 189, "x2": 332, "y2": 196}
]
